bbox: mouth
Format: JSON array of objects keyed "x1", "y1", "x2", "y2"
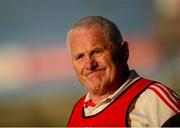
[{"x1": 86, "y1": 69, "x2": 105, "y2": 78}]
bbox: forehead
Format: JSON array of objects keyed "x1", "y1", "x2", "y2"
[{"x1": 69, "y1": 27, "x2": 106, "y2": 51}]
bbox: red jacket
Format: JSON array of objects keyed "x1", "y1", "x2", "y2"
[{"x1": 68, "y1": 78, "x2": 154, "y2": 127}]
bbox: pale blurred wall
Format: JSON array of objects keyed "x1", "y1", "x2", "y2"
[
  {"x1": 0, "y1": 0, "x2": 179, "y2": 126},
  {"x1": 153, "y1": 0, "x2": 180, "y2": 94}
]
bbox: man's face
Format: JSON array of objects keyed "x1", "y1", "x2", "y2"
[{"x1": 69, "y1": 27, "x2": 123, "y2": 95}]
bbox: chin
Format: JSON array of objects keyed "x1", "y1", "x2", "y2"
[{"x1": 86, "y1": 82, "x2": 102, "y2": 92}]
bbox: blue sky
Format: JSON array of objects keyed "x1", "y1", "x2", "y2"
[{"x1": 0, "y1": 0, "x2": 154, "y2": 44}]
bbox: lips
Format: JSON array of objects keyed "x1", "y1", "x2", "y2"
[{"x1": 84, "y1": 69, "x2": 105, "y2": 77}]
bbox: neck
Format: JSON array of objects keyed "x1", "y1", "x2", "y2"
[{"x1": 89, "y1": 93, "x2": 110, "y2": 104}]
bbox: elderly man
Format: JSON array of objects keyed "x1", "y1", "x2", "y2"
[{"x1": 66, "y1": 16, "x2": 180, "y2": 127}]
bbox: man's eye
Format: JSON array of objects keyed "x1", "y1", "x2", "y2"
[
  {"x1": 75, "y1": 54, "x2": 83, "y2": 60},
  {"x1": 94, "y1": 50, "x2": 101, "y2": 53},
  {"x1": 92, "y1": 48, "x2": 103, "y2": 55}
]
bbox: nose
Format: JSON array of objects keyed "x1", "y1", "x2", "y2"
[{"x1": 85, "y1": 56, "x2": 98, "y2": 70}]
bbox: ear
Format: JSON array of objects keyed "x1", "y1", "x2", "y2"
[{"x1": 121, "y1": 41, "x2": 129, "y2": 62}]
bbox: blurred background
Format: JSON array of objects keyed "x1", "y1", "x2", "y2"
[{"x1": 0, "y1": 0, "x2": 180, "y2": 126}]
